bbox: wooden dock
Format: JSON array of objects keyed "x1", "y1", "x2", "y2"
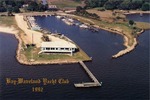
[{"x1": 74, "y1": 61, "x2": 102, "y2": 88}]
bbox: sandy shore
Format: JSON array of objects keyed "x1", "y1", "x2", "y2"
[
  {"x1": 15, "y1": 14, "x2": 43, "y2": 47},
  {"x1": 15, "y1": 14, "x2": 75, "y2": 47},
  {"x1": 0, "y1": 26, "x2": 18, "y2": 34},
  {"x1": 124, "y1": 10, "x2": 150, "y2": 15}
]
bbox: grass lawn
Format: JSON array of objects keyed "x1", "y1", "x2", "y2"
[
  {"x1": 0, "y1": 16, "x2": 16, "y2": 27},
  {"x1": 24, "y1": 46, "x2": 91, "y2": 62},
  {"x1": 135, "y1": 22, "x2": 150, "y2": 30},
  {"x1": 87, "y1": 8, "x2": 126, "y2": 22},
  {"x1": 50, "y1": 0, "x2": 82, "y2": 9}
]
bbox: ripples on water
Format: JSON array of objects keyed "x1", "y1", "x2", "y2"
[{"x1": 0, "y1": 14, "x2": 149, "y2": 100}]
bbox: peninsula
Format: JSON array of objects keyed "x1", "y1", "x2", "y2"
[
  {"x1": 0, "y1": 14, "x2": 91, "y2": 65},
  {"x1": 0, "y1": 0, "x2": 150, "y2": 65}
]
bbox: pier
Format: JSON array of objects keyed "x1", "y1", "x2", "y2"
[{"x1": 74, "y1": 61, "x2": 102, "y2": 88}]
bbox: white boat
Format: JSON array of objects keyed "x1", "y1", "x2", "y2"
[
  {"x1": 79, "y1": 24, "x2": 88, "y2": 29},
  {"x1": 62, "y1": 18, "x2": 73, "y2": 25},
  {"x1": 56, "y1": 15, "x2": 62, "y2": 19},
  {"x1": 75, "y1": 23, "x2": 80, "y2": 26},
  {"x1": 68, "y1": 18, "x2": 74, "y2": 22},
  {"x1": 62, "y1": 18, "x2": 66, "y2": 21}
]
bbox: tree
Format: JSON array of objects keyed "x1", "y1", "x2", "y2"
[
  {"x1": 84, "y1": 0, "x2": 148, "y2": 10},
  {"x1": 7, "y1": 6, "x2": 12, "y2": 12},
  {"x1": 85, "y1": 0, "x2": 108, "y2": 8},
  {"x1": 119, "y1": 0, "x2": 131, "y2": 10},
  {"x1": 129, "y1": 20, "x2": 134, "y2": 26},
  {"x1": 38, "y1": 3, "x2": 44, "y2": 11},
  {"x1": 104, "y1": 2, "x2": 114, "y2": 10},
  {"x1": 15, "y1": 1, "x2": 25, "y2": 8},
  {"x1": 27, "y1": 1, "x2": 39, "y2": 11},
  {"x1": 0, "y1": 7, "x2": 7, "y2": 12},
  {"x1": 76, "y1": 6, "x2": 83, "y2": 12},
  {"x1": 7, "y1": 6, "x2": 13, "y2": 16},
  {"x1": 131, "y1": 0, "x2": 143, "y2": 10},
  {"x1": 13, "y1": 6, "x2": 20, "y2": 13},
  {"x1": 142, "y1": 2, "x2": 150, "y2": 11},
  {"x1": 5, "y1": 0, "x2": 16, "y2": 7},
  {"x1": 104, "y1": 0, "x2": 123, "y2": 10}
]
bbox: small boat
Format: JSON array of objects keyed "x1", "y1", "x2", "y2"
[
  {"x1": 56, "y1": 15, "x2": 62, "y2": 19},
  {"x1": 62, "y1": 18, "x2": 73, "y2": 25},
  {"x1": 89, "y1": 27, "x2": 99, "y2": 32},
  {"x1": 75, "y1": 23, "x2": 79, "y2": 26},
  {"x1": 68, "y1": 18, "x2": 74, "y2": 22},
  {"x1": 79, "y1": 24, "x2": 88, "y2": 29}
]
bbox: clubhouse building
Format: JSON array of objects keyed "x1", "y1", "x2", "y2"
[{"x1": 39, "y1": 41, "x2": 77, "y2": 56}]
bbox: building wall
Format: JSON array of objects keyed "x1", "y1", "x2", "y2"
[{"x1": 41, "y1": 47, "x2": 76, "y2": 53}]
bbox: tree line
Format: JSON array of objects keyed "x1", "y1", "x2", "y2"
[
  {"x1": 0, "y1": 0, "x2": 48, "y2": 13},
  {"x1": 0, "y1": 0, "x2": 25, "y2": 13},
  {"x1": 84, "y1": 0, "x2": 150, "y2": 11}
]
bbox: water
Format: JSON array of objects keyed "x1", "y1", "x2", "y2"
[
  {"x1": 0, "y1": 14, "x2": 149, "y2": 100},
  {"x1": 126, "y1": 13, "x2": 150, "y2": 22}
]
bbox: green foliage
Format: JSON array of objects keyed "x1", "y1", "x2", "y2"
[
  {"x1": 13, "y1": 6, "x2": 20, "y2": 13},
  {"x1": 118, "y1": 0, "x2": 131, "y2": 10},
  {"x1": 7, "y1": 6, "x2": 13, "y2": 12},
  {"x1": 97, "y1": 7, "x2": 105, "y2": 11},
  {"x1": 131, "y1": 0, "x2": 143, "y2": 9},
  {"x1": 76, "y1": 6, "x2": 83, "y2": 12},
  {"x1": 104, "y1": 0, "x2": 123, "y2": 10},
  {"x1": 0, "y1": 0, "x2": 24, "y2": 12},
  {"x1": 27, "y1": 1, "x2": 48, "y2": 11},
  {"x1": 142, "y1": 2, "x2": 150, "y2": 11},
  {"x1": 84, "y1": 0, "x2": 150, "y2": 10},
  {"x1": 75, "y1": 9, "x2": 100, "y2": 20},
  {"x1": 42, "y1": 35, "x2": 50, "y2": 42},
  {"x1": 27, "y1": 1, "x2": 39, "y2": 11},
  {"x1": 0, "y1": 7, "x2": 7, "y2": 12},
  {"x1": 85, "y1": 0, "x2": 108, "y2": 8},
  {"x1": 129, "y1": 20, "x2": 135, "y2": 26},
  {"x1": 0, "y1": 0, "x2": 48, "y2": 12}
]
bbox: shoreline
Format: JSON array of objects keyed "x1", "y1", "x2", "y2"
[
  {"x1": 0, "y1": 26, "x2": 19, "y2": 34},
  {"x1": 93, "y1": 24, "x2": 140, "y2": 58},
  {"x1": 17, "y1": 12, "x2": 149, "y2": 63},
  {"x1": 93, "y1": 25, "x2": 145, "y2": 58},
  {"x1": 62, "y1": 13, "x2": 147, "y2": 59},
  {"x1": 0, "y1": 14, "x2": 91, "y2": 65},
  {"x1": 0, "y1": 12, "x2": 148, "y2": 64},
  {"x1": 15, "y1": 27, "x2": 91, "y2": 65},
  {"x1": 0, "y1": 28, "x2": 89, "y2": 65},
  {"x1": 123, "y1": 10, "x2": 150, "y2": 15}
]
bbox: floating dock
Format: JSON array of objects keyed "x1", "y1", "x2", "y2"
[{"x1": 74, "y1": 61, "x2": 102, "y2": 88}]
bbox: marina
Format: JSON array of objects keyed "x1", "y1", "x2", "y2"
[
  {"x1": 62, "y1": 18, "x2": 74, "y2": 26},
  {"x1": 0, "y1": 0, "x2": 149, "y2": 99},
  {"x1": 26, "y1": 16, "x2": 41, "y2": 31},
  {"x1": 24, "y1": 12, "x2": 99, "y2": 33},
  {"x1": 0, "y1": 13, "x2": 149, "y2": 99}
]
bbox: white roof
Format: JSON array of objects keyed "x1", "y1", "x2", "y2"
[{"x1": 41, "y1": 41, "x2": 77, "y2": 48}]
